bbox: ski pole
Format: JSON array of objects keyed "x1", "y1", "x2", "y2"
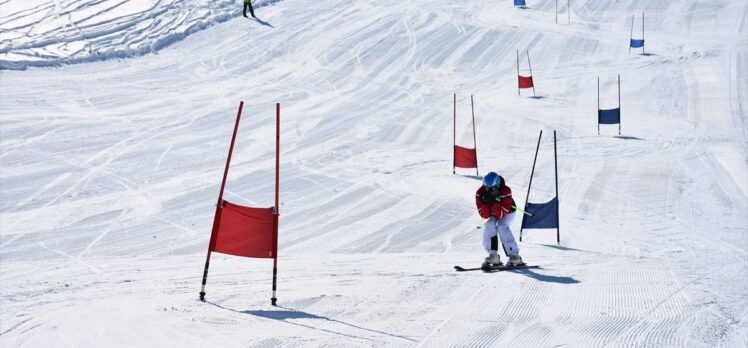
[
  {"x1": 512, "y1": 205, "x2": 533, "y2": 217},
  {"x1": 491, "y1": 196, "x2": 534, "y2": 217}
]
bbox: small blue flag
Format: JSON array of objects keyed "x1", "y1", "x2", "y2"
[
  {"x1": 521, "y1": 197, "x2": 559, "y2": 229},
  {"x1": 598, "y1": 108, "x2": 621, "y2": 125},
  {"x1": 630, "y1": 39, "x2": 645, "y2": 48}
]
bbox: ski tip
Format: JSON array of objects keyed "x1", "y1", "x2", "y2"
[{"x1": 454, "y1": 266, "x2": 466, "y2": 271}]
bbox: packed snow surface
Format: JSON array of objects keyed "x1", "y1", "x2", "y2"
[{"x1": 1, "y1": 0, "x2": 747, "y2": 347}]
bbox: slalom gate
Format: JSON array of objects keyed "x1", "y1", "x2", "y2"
[
  {"x1": 517, "y1": 49, "x2": 536, "y2": 97},
  {"x1": 597, "y1": 74, "x2": 622, "y2": 135},
  {"x1": 629, "y1": 12, "x2": 645, "y2": 54},
  {"x1": 199, "y1": 102, "x2": 281, "y2": 306},
  {"x1": 453, "y1": 94, "x2": 479, "y2": 176},
  {"x1": 520, "y1": 130, "x2": 561, "y2": 244}
]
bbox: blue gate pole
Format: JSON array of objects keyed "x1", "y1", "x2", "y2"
[
  {"x1": 520, "y1": 130, "x2": 543, "y2": 241},
  {"x1": 554, "y1": 130, "x2": 560, "y2": 244}
]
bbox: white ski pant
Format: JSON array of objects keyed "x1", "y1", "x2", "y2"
[{"x1": 483, "y1": 212, "x2": 519, "y2": 256}]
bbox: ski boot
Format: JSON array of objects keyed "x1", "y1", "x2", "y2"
[
  {"x1": 481, "y1": 251, "x2": 502, "y2": 270},
  {"x1": 506, "y1": 254, "x2": 526, "y2": 267}
]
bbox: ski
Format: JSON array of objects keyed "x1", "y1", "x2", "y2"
[{"x1": 454, "y1": 264, "x2": 540, "y2": 272}]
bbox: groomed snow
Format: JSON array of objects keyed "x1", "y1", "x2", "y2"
[{"x1": 1, "y1": 0, "x2": 747, "y2": 347}]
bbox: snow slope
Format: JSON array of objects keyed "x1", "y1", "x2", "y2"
[{"x1": 1, "y1": 0, "x2": 747, "y2": 346}]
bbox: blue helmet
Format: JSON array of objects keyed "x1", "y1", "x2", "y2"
[{"x1": 483, "y1": 172, "x2": 501, "y2": 188}]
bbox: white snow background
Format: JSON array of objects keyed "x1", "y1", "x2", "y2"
[{"x1": 1, "y1": 0, "x2": 747, "y2": 347}]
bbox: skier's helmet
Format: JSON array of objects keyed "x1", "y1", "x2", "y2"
[{"x1": 483, "y1": 172, "x2": 501, "y2": 188}]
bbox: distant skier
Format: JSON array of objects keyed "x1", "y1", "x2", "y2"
[
  {"x1": 475, "y1": 172, "x2": 525, "y2": 269},
  {"x1": 243, "y1": 0, "x2": 255, "y2": 18}
]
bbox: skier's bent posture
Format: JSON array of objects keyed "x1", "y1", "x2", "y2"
[{"x1": 476, "y1": 172, "x2": 525, "y2": 268}]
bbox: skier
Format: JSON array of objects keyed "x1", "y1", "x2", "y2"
[
  {"x1": 475, "y1": 171, "x2": 525, "y2": 269},
  {"x1": 243, "y1": 0, "x2": 255, "y2": 18}
]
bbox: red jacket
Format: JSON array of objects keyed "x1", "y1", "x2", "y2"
[{"x1": 475, "y1": 181, "x2": 515, "y2": 220}]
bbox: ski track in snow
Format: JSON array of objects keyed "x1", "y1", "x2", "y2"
[{"x1": 1, "y1": 0, "x2": 747, "y2": 347}]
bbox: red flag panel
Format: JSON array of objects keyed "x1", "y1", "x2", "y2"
[
  {"x1": 454, "y1": 145, "x2": 477, "y2": 169},
  {"x1": 212, "y1": 201, "x2": 276, "y2": 258},
  {"x1": 518, "y1": 75, "x2": 534, "y2": 89}
]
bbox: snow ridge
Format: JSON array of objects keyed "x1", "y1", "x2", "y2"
[{"x1": 0, "y1": 0, "x2": 276, "y2": 70}]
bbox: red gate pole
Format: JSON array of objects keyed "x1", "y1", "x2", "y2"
[
  {"x1": 527, "y1": 51, "x2": 536, "y2": 96},
  {"x1": 271, "y1": 103, "x2": 280, "y2": 306},
  {"x1": 516, "y1": 50, "x2": 521, "y2": 96},
  {"x1": 470, "y1": 95, "x2": 479, "y2": 176},
  {"x1": 453, "y1": 94, "x2": 456, "y2": 174},
  {"x1": 200, "y1": 101, "x2": 244, "y2": 302}
]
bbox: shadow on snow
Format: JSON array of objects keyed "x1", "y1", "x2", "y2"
[
  {"x1": 251, "y1": 17, "x2": 274, "y2": 28},
  {"x1": 614, "y1": 135, "x2": 644, "y2": 140},
  {"x1": 246, "y1": 309, "x2": 322, "y2": 320},
  {"x1": 207, "y1": 302, "x2": 416, "y2": 342},
  {"x1": 513, "y1": 268, "x2": 580, "y2": 284},
  {"x1": 538, "y1": 243, "x2": 602, "y2": 254}
]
